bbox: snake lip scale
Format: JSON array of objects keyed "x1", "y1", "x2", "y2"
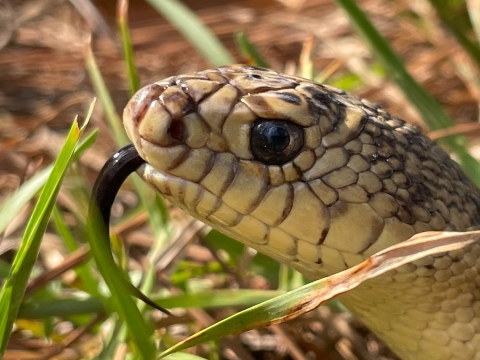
[{"x1": 92, "y1": 64, "x2": 480, "y2": 360}]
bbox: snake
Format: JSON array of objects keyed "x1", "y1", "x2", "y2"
[{"x1": 118, "y1": 65, "x2": 480, "y2": 360}]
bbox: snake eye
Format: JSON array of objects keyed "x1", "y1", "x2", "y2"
[{"x1": 250, "y1": 120, "x2": 304, "y2": 165}]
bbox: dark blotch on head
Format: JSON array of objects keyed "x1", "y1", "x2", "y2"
[
  {"x1": 162, "y1": 89, "x2": 196, "y2": 117},
  {"x1": 130, "y1": 84, "x2": 165, "y2": 125},
  {"x1": 246, "y1": 73, "x2": 262, "y2": 80},
  {"x1": 319, "y1": 228, "x2": 329, "y2": 244},
  {"x1": 302, "y1": 85, "x2": 334, "y2": 106},
  {"x1": 276, "y1": 92, "x2": 302, "y2": 105}
]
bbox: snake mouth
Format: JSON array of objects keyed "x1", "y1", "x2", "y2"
[
  {"x1": 138, "y1": 164, "x2": 192, "y2": 205},
  {"x1": 139, "y1": 162, "x2": 246, "y2": 231}
]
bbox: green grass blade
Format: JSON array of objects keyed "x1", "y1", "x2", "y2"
[
  {"x1": 17, "y1": 282, "x2": 307, "y2": 354},
  {"x1": 18, "y1": 298, "x2": 104, "y2": 318},
  {"x1": 334, "y1": 0, "x2": 480, "y2": 184},
  {"x1": 428, "y1": 0, "x2": 480, "y2": 66},
  {"x1": 72, "y1": 129, "x2": 98, "y2": 162},
  {"x1": 17, "y1": 289, "x2": 284, "y2": 319},
  {"x1": 235, "y1": 32, "x2": 270, "y2": 68},
  {"x1": 86, "y1": 204, "x2": 156, "y2": 359},
  {"x1": 117, "y1": 0, "x2": 140, "y2": 95},
  {"x1": 52, "y1": 206, "x2": 100, "y2": 296},
  {"x1": 154, "y1": 289, "x2": 284, "y2": 309},
  {"x1": 335, "y1": 0, "x2": 454, "y2": 130},
  {"x1": 86, "y1": 46, "x2": 129, "y2": 146},
  {"x1": 159, "y1": 280, "x2": 323, "y2": 357},
  {"x1": 146, "y1": 0, "x2": 234, "y2": 66},
  {"x1": 0, "y1": 105, "x2": 92, "y2": 354}
]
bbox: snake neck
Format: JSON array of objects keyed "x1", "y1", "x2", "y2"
[{"x1": 340, "y1": 241, "x2": 480, "y2": 360}]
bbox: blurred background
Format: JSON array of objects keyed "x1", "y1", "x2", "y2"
[{"x1": 1, "y1": 0, "x2": 479, "y2": 359}]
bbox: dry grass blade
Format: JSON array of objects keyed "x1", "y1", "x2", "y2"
[{"x1": 160, "y1": 231, "x2": 480, "y2": 357}]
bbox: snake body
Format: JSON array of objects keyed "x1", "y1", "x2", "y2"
[{"x1": 123, "y1": 65, "x2": 480, "y2": 359}]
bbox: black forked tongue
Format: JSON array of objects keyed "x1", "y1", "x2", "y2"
[{"x1": 88, "y1": 144, "x2": 171, "y2": 316}]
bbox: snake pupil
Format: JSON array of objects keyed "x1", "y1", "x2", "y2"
[
  {"x1": 251, "y1": 120, "x2": 304, "y2": 165},
  {"x1": 264, "y1": 126, "x2": 289, "y2": 152}
]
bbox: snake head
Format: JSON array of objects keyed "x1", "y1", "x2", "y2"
[{"x1": 123, "y1": 65, "x2": 477, "y2": 278}]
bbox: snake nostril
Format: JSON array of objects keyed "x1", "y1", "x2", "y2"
[{"x1": 169, "y1": 120, "x2": 187, "y2": 144}]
